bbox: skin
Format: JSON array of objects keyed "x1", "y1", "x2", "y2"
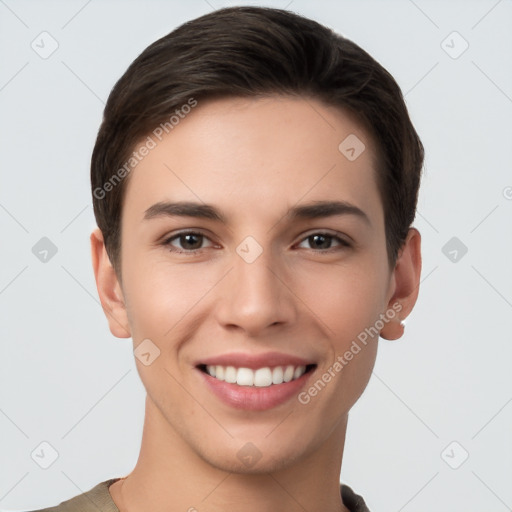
[{"x1": 91, "y1": 95, "x2": 421, "y2": 512}]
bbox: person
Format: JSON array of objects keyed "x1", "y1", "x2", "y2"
[{"x1": 30, "y1": 5, "x2": 423, "y2": 511}]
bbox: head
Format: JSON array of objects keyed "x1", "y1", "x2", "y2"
[{"x1": 91, "y1": 7, "x2": 422, "y2": 474}]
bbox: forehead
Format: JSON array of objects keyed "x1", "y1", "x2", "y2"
[{"x1": 122, "y1": 95, "x2": 383, "y2": 227}]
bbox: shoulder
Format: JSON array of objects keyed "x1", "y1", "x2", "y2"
[
  {"x1": 341, "y1": 483, "x2": 371, "y2": 512},
  {"x1": 24, "y1": 478, "x2": 121, "y2": 512}
]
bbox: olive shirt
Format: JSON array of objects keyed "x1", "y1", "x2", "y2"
[{"x1": 27, "y1": 478, "x2": 370, "y2": 512}]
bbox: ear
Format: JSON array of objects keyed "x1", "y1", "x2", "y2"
[
  {"x1": 380, "y1": 228, "x2": 422, "y2": 341},
  {"x1": 90, "y1": 227, "x2": 131, "y2": 338}
]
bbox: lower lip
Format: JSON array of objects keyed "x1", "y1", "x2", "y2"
[{"x1": 197, "y1": 368, "x2": 315, "y2": 411}]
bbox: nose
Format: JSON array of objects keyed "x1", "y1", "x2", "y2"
[{"x1": 214, "y1": 247, "x2": 297, "y2": 336}]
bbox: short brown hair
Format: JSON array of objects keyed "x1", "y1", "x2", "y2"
[{"x1": 91, "y1": 6, "x2": 424, "y2": 274}]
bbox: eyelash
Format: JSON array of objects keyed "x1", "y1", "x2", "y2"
[{"x1": 162, "y1": 230, "x2": 351, "y2": 255}]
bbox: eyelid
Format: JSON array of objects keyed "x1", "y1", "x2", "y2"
[
  {"x1": 294, "y1": 229, "x2": 352, "y2": 250},
  {"x1": 297, "y1": 228, "x2": 351, "y2": 242},
  {"x1": 162, "y1": 229, "x2": 216, "y2": 253},
  {"x1": 161, "y1": 229, "x2": 352, "y2": 256}
]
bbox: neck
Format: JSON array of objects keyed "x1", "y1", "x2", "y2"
[{"x1": 110, "y1": 395, "x2": 351, "y2": 512}]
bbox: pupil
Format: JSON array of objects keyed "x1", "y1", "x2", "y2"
[
  {"x1": 182, "y1": 234, "x2": 201, "y2": 249},
  {"x1": 311, "y1": 234, "x2": 330, "y2": 249}
]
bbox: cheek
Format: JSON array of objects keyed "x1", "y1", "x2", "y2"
[
  {"x1": 296, "y1": 258, "x2": 389, "y2": 342},
  {"x1": 121, "y1": 254, "x2": 221, "y2": 340},
  {"x1": 123, "y1": 250, "x2": 389, "y2": 344},
  {"x1": 295, "y1": 265, "x2": 385, "y2": 418}
]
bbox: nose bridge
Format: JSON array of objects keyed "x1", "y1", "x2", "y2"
[
  {"x1": 215, "y1": 239, "x2": 295, "y2": 333},
  {"x1": 236, "y1": 246, "x2": 278, "y2": 297},
  {"x1": 234, "y1": 241, "x2": 282, "y2": 307}
]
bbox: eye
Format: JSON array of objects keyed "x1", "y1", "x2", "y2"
[
  {"x1": 163, "y1": 231, "x2": 215, "y2": 254},
  {"x1": 296, "y1": 232, "x2": 351, "y2": 252},
  {"x1": 161, "y1": 230, "x2": 351, "y2": 255}
]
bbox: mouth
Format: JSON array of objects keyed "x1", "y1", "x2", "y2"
[
  {"x1": 197, "y1": 363, "x2": 317, "y2": 387},
  {"x1": 195, "y1": 360, "x2": 317, "y2": 411}
]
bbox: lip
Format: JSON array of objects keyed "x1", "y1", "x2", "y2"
[
  {"x1": 195, "y1": 361, "x2": 317, "y2": 411},
  {"x1": 196, "y1": 351, "x2": 315, "y2": 370}
]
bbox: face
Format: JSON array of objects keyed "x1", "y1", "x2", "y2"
[{"x1": 111, "y1": 95, "x2": 399, "y2": 473}]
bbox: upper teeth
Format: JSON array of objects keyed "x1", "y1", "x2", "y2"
[{"x1": 205, "y1": 365, "x2": 307, "y2": 387}]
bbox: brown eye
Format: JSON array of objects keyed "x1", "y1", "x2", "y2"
[
  {"x1": 297, "y1": 232, "x2": 350, "y2": 251},
  {"x1": 164, "y1": 231, "x2": 214, "y2": 253}
]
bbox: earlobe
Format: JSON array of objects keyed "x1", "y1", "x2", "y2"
[
  {"x1": 90, "y1": 227, "x2": 131, "y2": 338},
  {"x1": 380, "y1": 228, "x2": 422, "y2": 341}
]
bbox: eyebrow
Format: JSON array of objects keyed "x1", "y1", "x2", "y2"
[{"x1": 143, "y1": 200, "x2": 371, "y2": 226}]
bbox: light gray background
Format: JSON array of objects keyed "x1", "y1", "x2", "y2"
[{"x1": 1, "y1": 1, "x2": 511, "y2": 511}]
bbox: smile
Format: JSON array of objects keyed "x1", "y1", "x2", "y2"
[
  {"x1": 199, "y1": 364, "x2": 315, "y2": 387},
  {"x1": 197, "y1": 362, "x2": 317, "y2": 411}
]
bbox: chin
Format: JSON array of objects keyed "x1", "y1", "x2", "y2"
[{"x1": 195, "y1": 435, "x2": 314, "y2": 475}]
